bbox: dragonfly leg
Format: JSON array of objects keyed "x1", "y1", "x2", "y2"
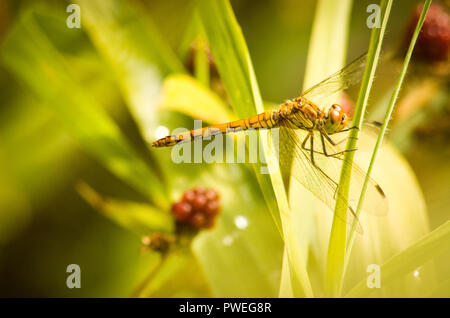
[
  {"x1": 301, "y1": 131, "x2": 345, "y2": 160},
  {"x1": 320, "y1": 134, "x2": 357, "y2": 158},
  {"x1": 329, "y1": 126, "x2": 359, "y2": 145},
  {"x1": 334, "y1": 135, "x2": 358, "y2": 146},
  {"x1": 337, "y1": 125, "x2": 359, "y2": 133},
  {"x1": 309, "y1": 132, "x2": 315, "y2": 165},
  {"x1": 301, "y1": 132, "x2": 336, "y2": 158},
  {"x1": 305, "y1": 133, "x2": 340, "y2": 190},
  {"x1": 300, "y1": 132, "x2": 311, "y2": 150}
]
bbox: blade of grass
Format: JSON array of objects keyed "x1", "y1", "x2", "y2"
[
  {"x1": 278, "y1": 0, "x2": 353, "y2": 297},
  {"x1": 197, "y1": 0, "x2": 313, "y2": 297},
  {"x1": 325, "y1": 0, "x2": 392, "y2": 297},
  {"x1": 197, "y1": 0, "x2": 283, "y2": 235},
  {"x1": 346, "y1": 221, "x2": 450, "y2": 297},
  {"x1": 194, "y1": 36, "x2": 211, "y2": 87},
  {"x1": 345, "y1": 0, "x2": 432, "y2": 271}
]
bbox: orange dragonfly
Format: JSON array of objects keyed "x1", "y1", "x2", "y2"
[{"x1": 153, "y1": 54, "x2": 388, "y2": 233}]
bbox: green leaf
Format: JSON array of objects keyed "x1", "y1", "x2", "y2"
[
  {"x1": 346, "y1": 221, "x2": 450, "y2": 297},
  {"x1": 159, "y1": 74, "x2": 234, "y2": 123},
  {"x1": 76, "y1": 182, "x2": 174, "y2": 236},
  {"x1": 1, "y1": 10, "x2": 168, "y2": 208},
  {"x1": 197, "y1": 0, "x2": 313, "y2": 297}
]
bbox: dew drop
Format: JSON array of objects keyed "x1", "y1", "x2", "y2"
[
  {"x1": 234, "y1": 215, "x2": 248, "y2": 230},
  {"x1": 222, "y1": 236, "x2": 234, "y2": 246}
]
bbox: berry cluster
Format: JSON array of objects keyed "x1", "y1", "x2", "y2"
[
  {"x1": 406, "y1": 3, "x2": 450, "y2": 63},
  {"x1": 171, "y1": 187, "x2": 220, "y2": 230}
]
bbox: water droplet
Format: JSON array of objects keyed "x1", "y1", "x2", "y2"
[
  {"x1": 222, "y1": 236, "x2": 234, "y2": 246},
  {"x1": 234, "y1": 215, "x2": 248, "y2": 230},
  {"x1": 155, "y1": 126, "x2": 169, "y2": 139}
]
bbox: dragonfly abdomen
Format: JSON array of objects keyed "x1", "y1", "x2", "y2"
[{"x1": 152, "y1": 110, "x2": 279, "y2": 147}]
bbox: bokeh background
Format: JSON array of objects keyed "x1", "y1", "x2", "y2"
[{"x1": 0, "y1": 0, "x2": 448, "y2": 297}]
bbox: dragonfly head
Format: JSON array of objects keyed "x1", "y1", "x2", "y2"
[{"x1": 323, "y1": 104, "x2": 348, "y2": 134}]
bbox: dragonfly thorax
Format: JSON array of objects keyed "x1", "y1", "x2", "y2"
[{"x1": 280, "y1": 98, "x2": 348, "y2": 135}]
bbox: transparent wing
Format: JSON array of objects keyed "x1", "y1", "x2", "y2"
[
  {"x1": 277, "y1": 115, "x2": 388, "y2": 234},
  {"x1": 301, "y1": 53, "x2": 367, "y2": 104}
]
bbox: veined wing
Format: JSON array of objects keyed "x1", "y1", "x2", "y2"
[
  {"x1": 301, "y1": 53, "x2": 367, "y2": 105},
  {"x1": 277, "y1": 115, "x2": 388, "y2": 234}
]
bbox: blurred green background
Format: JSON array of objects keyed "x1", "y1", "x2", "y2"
[{"x1": 0, "y1": 0, "x2": 448, "y2": 297}]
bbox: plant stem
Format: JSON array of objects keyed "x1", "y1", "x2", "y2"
[
  {"x1": 131, "y1": 252, "x2": 169, "y2": 297},
  {"x1": 194, "y1": 36, "x2": 210, "y2": 87},
  {"x1": 325, "y1": 0, "x2": 392, "y2": 297},
  {"x1": 345, "y1": 0, "x2": 432, "y2": 271}
]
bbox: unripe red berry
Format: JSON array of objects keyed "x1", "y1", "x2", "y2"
[
  {"x1": 205, "y1": 189, "x2": 219, "y2": 201},
  {"x1": 194, "y1": 187, "x2": 206, "y2": 196},
  {"x1": 182, "y1": 189, "x2": 196, "y2": 204},
  {"x1": 172, "y1": 187, "x2": 221, "y2": 230},
  {"x1": 191, "y1": 213, "x2": 207, "y2": 229},
  {"x1": 171, "y1": 201, "x2": 192, "y2": 221},
  {"x1": 192, "y1": 194, "x2": 207, "y2": 210},
  {"x1": 205, "y1": 200, "x2": 220, "y2": 216}
]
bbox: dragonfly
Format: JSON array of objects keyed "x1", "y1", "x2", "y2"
[{"x1": 153, "y1": 54, "x2": 388, "y2": 233}]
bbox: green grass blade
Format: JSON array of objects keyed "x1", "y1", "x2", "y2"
[
  {"x1": 197, "y1": 0, "x2": 313, "y2": 297},
  {"x1": 325, "y1": 0, "x2": 392, "y2": 297},
  {"x1": 345, "y1": 0, "x2": 432, "y2": 268},
  {"x1": 197, "y1": 0, "x2": 284, "y2": 233},
  {"x1": 277, "y1": 0, "x2": 353, "y2": 298},
  {"x1": 1, "y1": 11, "x2": 168, "y2": 208},
  {"x1": 345, "y1": 221, "x2": 450, "y2": 297},
  {"x1": 194, "y1": 36, "x2": 211, "y2": 87}
]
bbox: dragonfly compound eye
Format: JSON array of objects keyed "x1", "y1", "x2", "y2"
[
  {"x1": 329, "y1": 108, "x2": 343, "y2": 124},
  {"x1": 339, "y1": 113, "x2": 349, "y2": 131},
  {"x1": 324, "y1": 104, "x2": 345, "y2": 133}
]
